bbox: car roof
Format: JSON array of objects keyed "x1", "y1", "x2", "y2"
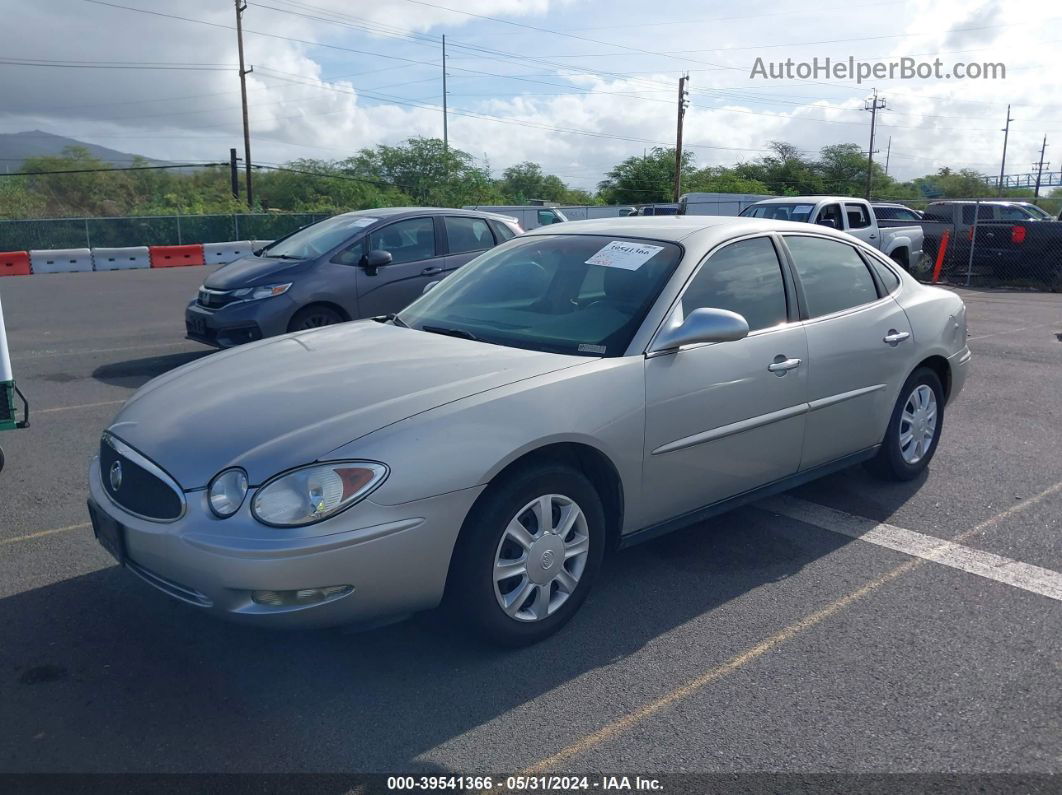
[
  {"x1": 521, "y1": 215, "x2": 856, "y2": 244},
  {"x1": 749, "y1": 196, "x2": 863, "y2": 205},
  {"x1": 335, "y1": 207, "x2": 518, "y2": 223},
  {"x1": 927, "y1": 200, "x2": 1024, "y2": 206}
]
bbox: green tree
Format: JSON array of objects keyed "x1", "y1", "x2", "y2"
[{"x1": 597, "y1": 147, "x2": 693, "y2": 204}]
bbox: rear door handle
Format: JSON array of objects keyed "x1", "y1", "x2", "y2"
[
  {"x1": 421, "y1": 266, "x2": 444, "y2": 276},
  {"x1": 883, "y1": 330, "x2": 910, "y2": 345},
  {"x1": 767, "y1": 356, "x2": 802, "y2": 375}
]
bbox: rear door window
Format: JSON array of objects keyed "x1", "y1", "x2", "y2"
[
  {"x1": 844, "y1": 203, "x2": 871, "y2": 229},
  {"x1": 785, "y1": 235, "x2": 880, "y2": 318},
  {"x1": 444, "y1": 216, "x2": 495, "y2": 254}
]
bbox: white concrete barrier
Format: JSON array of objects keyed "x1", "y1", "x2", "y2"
[
  {"x1": 92, "y1": 246, "x2": 151, "y2": 271},
  {"x1": 203, "y1": 241, "x2": 255, "y2": 265},
  {"x1": 30, "y1": 248, "x2": 93, "y2": 274}
]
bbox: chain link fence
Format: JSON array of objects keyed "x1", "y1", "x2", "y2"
[
  {"x1": 890, "y1": 198, "x2": 1062, "y2": 291},
  {"x1": 0, "y1": 213, "x2": 332, "y2": 251}
]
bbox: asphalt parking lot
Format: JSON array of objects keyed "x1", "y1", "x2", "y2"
[{"x1": 0, "y1": 269, "x2": 1060, "y2": 776}]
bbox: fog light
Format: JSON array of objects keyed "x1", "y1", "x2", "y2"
[{"x1": 251, "y1": 585, "x2": 352, "y2": 607}]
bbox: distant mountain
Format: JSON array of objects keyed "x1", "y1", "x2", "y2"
[{"x1": 0, "y1": 130, "x2": 172, "y2": 171}]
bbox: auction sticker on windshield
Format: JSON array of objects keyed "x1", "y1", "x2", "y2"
[
  {"x1": 586, "y1": 240, "x2": 664, "y2": 270},
  {"x1": 351, "y1": 217, "x2": 379, "y2": 227}
]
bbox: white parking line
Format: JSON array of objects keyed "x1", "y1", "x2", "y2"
[
  {"x1": 761, "y1": 495, "x2": 1062, "y2": 602},
  {"x1": 38, "y1": 399, "x2": 125, "y2": 414},
  {"x1": 11, "y1": 340, "x2": 193, "y2": 361}
]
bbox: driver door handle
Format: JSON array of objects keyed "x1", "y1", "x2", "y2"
[
  {"x1": 421, "y1": 266, "x2": 444, "y2": 276},
  {"x1": 883, "y1": 330, "x2": 910, "y2": 345},
  {"x1": 767, "y1": 357, "x2": 802, "y2": 374}
]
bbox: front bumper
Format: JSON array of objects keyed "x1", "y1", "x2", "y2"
[
  {"x1": 185, "y1": 296, "x2": 295, "y2": 349},
  {"x1": 88, "y1": 457, "x2": 483, "y2": 628}
]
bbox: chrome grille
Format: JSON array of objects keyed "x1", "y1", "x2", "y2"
[{"x1": 100, "y1": 434, "x2": 185, "y2": 522}]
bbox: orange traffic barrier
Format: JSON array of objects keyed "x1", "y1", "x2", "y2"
[
  {"x1": 149, "y1": 244, "x2": 205, "y2": 268},
  {"x1": 931, "y1": 229, "x2": 950, "y2": 284},
  {"x1": 0, "y1": 250, "x2": 31, "y2": 277}
]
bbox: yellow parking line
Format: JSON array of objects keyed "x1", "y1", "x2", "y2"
[
  {"x1": 520, "y1": 478, "x2": 1062, "y2": 773},
  {"x1": 37, "y1": 399, "x2": 124, "y2": 415},
  {"x1": 1, "y1": 522, "x2": 90, "y2": 546}
]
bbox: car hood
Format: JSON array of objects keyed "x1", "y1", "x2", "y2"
[
  {"x1": 107, "y1": 322, "x2": 587, "y2": 488},
  {"x1": 203, "y1": 255, "x2": 311, "y2": 289}
]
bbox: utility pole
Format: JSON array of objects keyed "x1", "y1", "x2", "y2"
[
  {"x1": 235, "y1": 0, "x2": 254, "y2": 209},
  {"x1": 884, "y1": 136, "x2": 892, "y2": 178},
  {"x1": 864, "y1": 88, "x2": 886, "y2": 199},
  {"x1": 229, "y1": 148, "x2": 240, "y2": 201},
  {"x1": 673, "y1": 73, "x2": 689, "y2": 203},
  {"x1": 442, "y1": 35, "x2": 448, "y2": 153},
  {"x1": 1033, "y1": 135, "x2": 1049, "y2": 198},
  {"x1": 997, "y1": 104, "x2": 1013, "y2": 193}
]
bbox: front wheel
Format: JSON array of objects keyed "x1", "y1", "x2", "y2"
[
  {"x1": 288, "y1": 304, "x2": 344, "y2": 332},
  {"x1": 447, "y1": 464, "x2": 605, "y2": 646},
  {"x1": 867, "y1": 367, "x2": 944, "y2": 481}
]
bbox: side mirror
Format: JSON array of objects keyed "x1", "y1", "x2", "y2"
[
  {"x1": 363, "y1": 249, "x2": 393, "y2": 269},
  {"x1": 650, "y1": 308, "x2": 749, "y2": 353},
  {"x1": 817, "y1": 217, "x2": 838, "y2": 229},
  {"x1": 422, "y1": 280, "x2": 441, "y2": 295}
]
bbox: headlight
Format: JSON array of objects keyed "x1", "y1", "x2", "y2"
[
  {"x1": 251, "y1": 461, "x2": 388, "y2": 527},
  {"x1": 209, "y1": 468, "x2": 248, "y2": 518},
  {"x1": 233, "y1": 283, "x2": 292, "y2": 301}
]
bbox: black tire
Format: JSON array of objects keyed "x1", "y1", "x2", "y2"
[
  {"x1": 446, "y1": 463, "x2": 606, "y2": 647},
  {"x1": 287, "y1": 304, "x2": 344, "y2": 332},
  {"x1": 0, "y1": 445, "x2": 5, "y2": 475},
  {"x1": 866, "y1": 367, "x2": 945, "y2": 481}
]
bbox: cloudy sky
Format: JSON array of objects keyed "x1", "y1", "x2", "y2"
[{"x1": 1, "y1": 0, "x2": 1059, "y2": 189}]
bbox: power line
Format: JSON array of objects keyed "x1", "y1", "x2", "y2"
[{"x1": 0, "y1": 163, "x2": 222, "y2": 177}]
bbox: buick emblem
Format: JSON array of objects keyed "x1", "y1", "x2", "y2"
[
  {"x1": 109, "y1": 461, "x2": 123, "y2": 491},
  {"x1": 540, "y1": 549, "x2": 555, "y2": 570}
]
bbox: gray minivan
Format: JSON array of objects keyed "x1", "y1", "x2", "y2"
[{"x1": 185, "y1": 208, "x2": 522, "y2": 348}]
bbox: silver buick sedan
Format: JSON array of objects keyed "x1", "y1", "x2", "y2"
[{"x1": 88, "y1": 216, "x2": 970, "y2": 645}]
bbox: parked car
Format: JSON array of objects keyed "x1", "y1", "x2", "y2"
[
  {"x1": 185, "y1": 208, "x2": 522, "y2": 348},
  {"x1": 462, "y1": 204, "x2": 568, "y2": 230},
  {"x1": 740, "y1": 196, "x2": 924, "y2": 270},
  {"x1": 637, "y1": 204, "x2": 680, "y2": 216},
  {"x1": 872, "y1": 203, "x2": 923, "y2": 222},
  {"x1": 968, "y1": 220, "x2": 1062, "y2": 290},
  {"x1": 90, "y1": 216, "x2": 969, "y2": 645},
  {"x1": 922, "y1": 200, "x2": 1053, "y2": 231}
]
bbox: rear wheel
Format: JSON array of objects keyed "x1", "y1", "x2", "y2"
[
  {"x1": 867, "y1": 367, "x2": 944, "y2": 481},
  {"x1": 288, "y1": 304, "x2": 344, "y2": 332},
  {"x1": 447, "y1": 463, "x2": 605, "y2": 646}
]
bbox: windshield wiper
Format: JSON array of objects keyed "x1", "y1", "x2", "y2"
[
  {"x1": 421, "y1": 324, "x2": 478, "y2": 341},
  {"x1": 268, "y1": 253, "x2": 302, "y2": 260},
  {"x1": 374, "y1": 313, "x2": 409, "y2": 328}
]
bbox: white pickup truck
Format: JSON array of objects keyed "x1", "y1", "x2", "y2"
[{"x1": 740, "y1": 196, "x2": 923, "y2": 270}]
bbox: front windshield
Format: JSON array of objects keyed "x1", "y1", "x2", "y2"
[
  {"x1": 398, "y1": 234, "x2": 683, "y2": 357},
  {"x1": 263, "y1": 213, "x2": 378, "y2": 259},
  {"x1": 740, "y1": 203, "x2": 815, "y2": 222}
]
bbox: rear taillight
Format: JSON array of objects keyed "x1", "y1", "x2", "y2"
[{"x1": 1011, "y1": 225, "x2": 1027, "y2": 244}]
